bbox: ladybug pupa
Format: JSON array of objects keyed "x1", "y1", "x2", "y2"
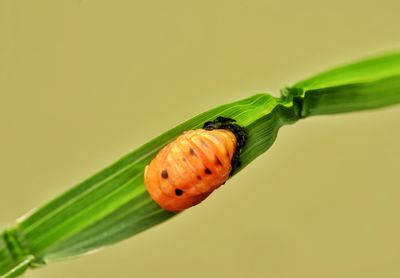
[{"x1": 144, "y1": 117, "x2": 247, "y2": 212}]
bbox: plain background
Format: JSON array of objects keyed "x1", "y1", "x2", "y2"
[{"x1": 1, "y1": 0, "x2": 400, "y2": 277}]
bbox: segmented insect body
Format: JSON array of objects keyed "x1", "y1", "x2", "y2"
[{"x1": 144, "y1": 117, "x2": 246, "y2": 211}]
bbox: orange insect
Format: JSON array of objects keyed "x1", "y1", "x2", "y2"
[{"x1": 144, "y1": 117, "x2": 247, "y2": 212}]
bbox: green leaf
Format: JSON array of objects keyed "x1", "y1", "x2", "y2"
[
  {"x1": 284, "y1": 52, "x2": 400, "y2": 116},
  {"x1": 0, "y1": 229, "x2": 34, "y2": 278},
  {"x1": 1, "y1": 51, "x2": 400, "y2": 277},
  {"x1": 0, "y1": 93, "x2": 298, "y2": 277}
]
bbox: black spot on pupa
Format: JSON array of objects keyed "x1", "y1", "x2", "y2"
[
  {"x1": 161, "y1": 170, "x2": 168, "y2": 179},
  {"x1": 175, "y1": 189, "x2": 184, "y2": 196},
  {"x1": 215, "y1": 156, "x2": 222, "y2": 166},
  {"x1": 204, "y1": 168, "x2": 212, "y2": 175},
  {"x1": 189, "y1": 148, "x2": 196, "y2": 156}
]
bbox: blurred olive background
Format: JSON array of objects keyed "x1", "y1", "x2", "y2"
[{"x1": 1, "y1": 0, "x2": 400, "y2": 277}]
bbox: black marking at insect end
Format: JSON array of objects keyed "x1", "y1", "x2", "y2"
[
  {"x1": 204, "y1": 168, "x2": 212, "y2": 175},
  {"x1": 202, "y1": 116, "x2": 247, "y2": 176},
  {"x1": 175, "y1": 189, "x2": 184, "y2": 196}
]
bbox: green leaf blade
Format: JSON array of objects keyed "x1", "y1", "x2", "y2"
[
  {"x1": 292, "y1": 52, "x2": 400, "y2": 92},
  {"x1": 2, "y1": 51, "x2": 400, "y2": 277},
  {"x1": 8, "y1": 93, "x2": 297, "y2": 267},
  {"x1": 285, "y1": 52, "x2": 400, "y2": 117}
]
